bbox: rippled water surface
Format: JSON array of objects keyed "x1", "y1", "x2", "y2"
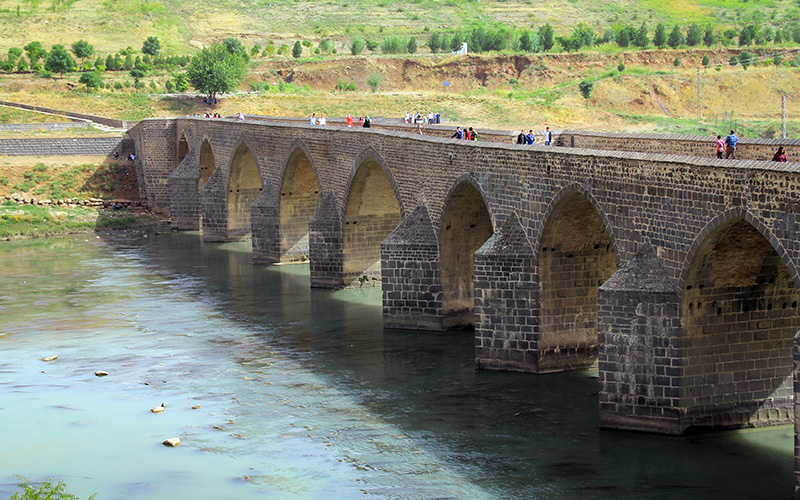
[{"x1": 0, "y1": 232, "x2": 795, "y2": 499}]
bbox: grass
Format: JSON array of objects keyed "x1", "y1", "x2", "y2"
[
  {"x1": 8, "y1": 477, "x2": 95, "y2": 500},
  {"x1": 0, "y1": 0, "x2": 794, "y2": 57},
  {"x1": 0, "y1": 158, "x2": 136, "y2": 200},
  {"x1": 0, "y1": 200, "x2": 143, "y2": 239}
]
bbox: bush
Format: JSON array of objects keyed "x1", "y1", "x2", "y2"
[
  {"x1": 366, "y1": 71, "x2": 383, "y2": 92},
  {"x1": 617, "y1": 63, "x2": 625, "y2": 72},
  {"x1": 9, "y1": 477, "x2": 96, "y2": 499},
  {"x1": 702, "y1": 54, "x2": 710, "y2": 67},
  {"x1": 673, "y1": 57, "x2": 680, "y2": 67}
]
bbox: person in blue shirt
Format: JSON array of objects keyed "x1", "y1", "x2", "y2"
[
  {"x1": 451, "y1": 127, "x2": 463, "y2": 139},
  {"x1": 526, "y1": 130, "x2": 535, "y2": 144},
  {"x1": 724, "y1": 130, "x2": 737, "y2": 159}
]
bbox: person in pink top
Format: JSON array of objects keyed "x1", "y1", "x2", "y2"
[
  {"x1": 715, "y1": 135, "x2": 725, "y2": 159},
  {"x1": 346, "y1": 114, "x2": 353, "y2": 127}
]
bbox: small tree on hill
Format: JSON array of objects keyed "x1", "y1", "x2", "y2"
[
  {"x1": 634, "y1": 22, "x2": 649, "y2": 48},
  {"x1": 407, "y1": 37, "x2": 417, "y2": 54},
  {"x1": 578, "y1": 79, "x2": 593, "y2": 105},
  {"x1": 292, "y1": 41, "x2": 302, "y2": 59},
  {"x1": 142, "y1": 36, "x2": 161, "y2": 56},
  {"x1": 539, "y1": 23, "x2": 554, "y2": 51},
  {"x1": 366, "y1": 71, "x2": 383, "y2": 92},
  {"x1": 351, "y1": 37, "x2": 365, "y2": 55},
  {"x1": 24, "y1": 41, "x2": 46, "y2": 64},
  {"x1": 739, "y1": 51, "x2": 753, "y2": 70},
  {"x1": 71, "y1": 40, "x2": 94, "y2": 63},
  {"x1": 45, "y1": 45, "x2": 76, "y2": 76},
  {"x1": 686, "y1": 24, "x2": 702, "y2": 46},
  {"x1": 79, "y1": 71, "x2": 103, "y2": 92},
  {"x1": 653, "y1": 23, "x2": 666, "y2": 48},
  {"x1": 186, "y1": 42, "x2": 248, "y2": 99},
  {"x1": 667, "y1": 25, "x2": 685, "y2": 48},
  {"x1": 702, "y1": 54, "x2": 710, "y2": 67},
  {"x1": 703, "y1": 26, "x2": 715, "y2": 47}
]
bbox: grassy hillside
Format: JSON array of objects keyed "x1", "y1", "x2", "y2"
[{"x1": 0, "y1": 0, "x2": 797, "y2": 54}]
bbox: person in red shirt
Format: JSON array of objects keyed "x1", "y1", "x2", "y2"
[
  {"x1": 346, "y1": 114, "x2": 353, "y2": 127},
  {"x1": 715, "y1": 135, "x2": 725, "y2": 159}
]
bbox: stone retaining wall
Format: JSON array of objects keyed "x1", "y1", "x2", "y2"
[
  {"x1": 0, "y1": 122, "x2": 90, "y2": 132},
  {"x1": 0, "y1": 137, "x2": 134, "y2": 157}
]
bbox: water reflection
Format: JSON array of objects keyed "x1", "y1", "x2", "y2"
[{"x1": 0, "y1": 231, "x2": 794, "y2": 500}]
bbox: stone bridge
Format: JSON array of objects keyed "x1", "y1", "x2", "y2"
[{"x1": 131, "y1": 116, "x2": 800, "y2": 491}]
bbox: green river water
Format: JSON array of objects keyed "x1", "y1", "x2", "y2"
[{"x1": 0, "y1": 231, "x2": 794, "y2": 499}]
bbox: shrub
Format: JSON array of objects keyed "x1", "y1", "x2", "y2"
[
  {"x1": 366, "y1": 71, "x2": 383, "y2": 92},
  {"x1": 617, "y1": 63, "x2": 625, "y2": 72},
  {"x1": 702, "y1": 54, "x2": 710, "y2": 67},
  {"x1": 673, "y1": 57, "x2": 680, "y2": 67}
]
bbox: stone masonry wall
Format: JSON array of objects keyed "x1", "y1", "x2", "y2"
[{"x1": 0, "y1": 137, "x2": 132, "y2": 157}]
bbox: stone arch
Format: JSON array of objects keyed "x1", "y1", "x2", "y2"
[
  {"x1": 536, "y1": 186, "x2": 619, "y2": 372},
  {"x1": 177, "y1": 132, "x2": 189, "y2": 166},
  {"x1": 342, "y1": 147, "x2": 403, "y2": 284},
  {"x1": 226, "y1": 139, "x2": 262, "y2": 240},
  {"x1": 678, "y1": 208, "x2": 800, "y2": 290},
  {"x1": 440, "y1": 175, "x2": 495, "y2": 329},
  {"x1": 278, "y1": 139, "x2": 322, "y2": 262},
  {"x1": 679, "y1": 211, "x2": 800, "y2": 430},
  {"x1": 198, "y1": 137, "x2": 216, "y2": 191}
]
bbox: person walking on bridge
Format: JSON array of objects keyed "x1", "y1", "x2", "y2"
[
  {"x1": 724, "y1": 130, "x2": 737, "y2": 159},
  {"x1": 715, "y1": 135, "x2": 725, "y2": 159}
]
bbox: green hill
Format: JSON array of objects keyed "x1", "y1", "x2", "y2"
[{"x1": 0, "y1": 0, "x2": 797, "y2": 54}]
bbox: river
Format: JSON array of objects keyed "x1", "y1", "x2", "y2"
[{"x1": 0, "y1": 231, "x2": 794, "y2": 499}]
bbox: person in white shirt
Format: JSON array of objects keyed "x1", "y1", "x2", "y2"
[{"x1": 319, "y1": 115, "x2": 326, "y2": 125}]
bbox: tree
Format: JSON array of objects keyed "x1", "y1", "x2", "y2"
[
  {"x1": 686, "y1": 24, "x2": 702, "y2": 46},
  {"x1": 539, "y1": 23, "x2": 554, "y2": 51},
  {"x1": 292, "y1": 40, "x2": 302, "y2": 59},
  {"x1": 667, "y1": 25, "x2": 685, "y2": 48},
  {"x1": 7, "y1": 47, "x2": 22, "y2": 61},
  {"x1": 142, "y1": 36, "x2": 161, "y2": 56},
  {"x1": 130, "y1": 68, "x2": 145, "y2": 88},
  {"x1": 634, "y1": 22, "x2": 649, "y2": 48},
  {"x1": 366, "y1": 71, "x2": 383, "y2": 92},
  {"x1": 578, "y1": 79, "x2": 594, "y2": 104},
  {"x1": 407, "y1": 37, "x2": 417, "y2": 54},
  {"x1": 186, "y1": 42, "x2": 248, "y2": 99},
  {"x1": 79, "y1": 71, "x2": 103, "y2": 92},
  {"x1": 16, "y1": 56, "x2": 29, "y2": 72},
  {"x1": 351, "y1": 37, "x2": 365, "y2": 55},
  {"x1": 123, "y1": 53, "x2": 134, "y2": 70},
  {"x1": 223, "y1": 38, "x2": 249, "y2": 60},
  {"x1": 24, "y1": 41, "x2": 46, "y2": 64},
  {"x1": 45, "y1": 44, "x2": 76, "y2": 76},
  {"x1": 739, "y1": 51, "x2": 753, "y2": 70},
  {"x1": 427, "y1": 33, "x2": 440, "y2": 54},
  {"x1": 653, "y1": 23, "x2": 666, "y2": 48},
  {"x1": 738, "y1": 26, "x2": 753, "y2": 46},
  {"x1": 702, "y1": 54, "x2": 710, "y2": 67},
  {"x1": 173, "y1": 73, "x2": 190, "y2": 91},
  {"x1": 71, "y1": 40, "x2": 94, "y2": 62},
  {"x1": 729, "y1": 55, "x2": 738, "y2": 67},
  {"x1": 703, "y1": 26, "x2": 715, "y2": 47}
]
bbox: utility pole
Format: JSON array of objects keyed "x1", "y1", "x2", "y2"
[
  {"x1": 782, "y1": 95, "x2": 787, "y2": 139},
  {"x1": 697, "y1": 67, "x2": 701, "y2": 120}
]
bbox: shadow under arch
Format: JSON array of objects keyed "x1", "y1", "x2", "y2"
[
  {"x1": 278, "y1": 139, "x2": 322, "y2": 263},
  {"x1": 536, "y1": 185, "x2": 619, "y2": 372},
  {"x1": 198, "y1": 137, "x2": 216, "y2": 191},
  {"x1": 227, "y1": 139, "x2": 262, "y2": 242},
  {"x1": 679, "y1": 209, "x2": 800, "y2": 431},
  {"x1": 177, "y1": 132, "x2": 189, "y2": 166},
  {"x1": 341, "y1": 147, "x2": 403, "y2": 285},
  {"x1": 440, "y1": 174, "x2": 495, "y2": 329}
]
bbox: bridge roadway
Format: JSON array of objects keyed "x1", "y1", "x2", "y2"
[{"x1": 131, "y1": 116, "x2": 800, "y2": 494}]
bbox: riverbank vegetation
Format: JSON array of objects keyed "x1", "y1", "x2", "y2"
[
  {"x1": 7, "y1": 478, "x2": 95, "y2": 500},
  {"x1": 0, "y1": 200, "x2": 149, "y2": 240}
]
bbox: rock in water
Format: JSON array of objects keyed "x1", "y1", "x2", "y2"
[
  {"x1": 162, "y1": 438, "x2": 180, "y2": 447},
  {"x1": 151, "y1": 403, "x2": 165, "y2": 413},
  {"x1": 191, "y1": 405, "x2": 201, "y2": 410},
  {"x1": 95, "y1": 371, "x2": 109, "y2": 377},
  {"x1": 42, "y1": 355, "x2": 57, "y2": 362}
]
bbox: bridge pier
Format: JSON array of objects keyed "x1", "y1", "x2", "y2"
[
  {"x1": 251, "y1": 192, "x2": 280, "y2": 264},
  {"x1": 474, "y1": 214, "x2": 539, "y2": 371},
  {"x1": 168, "y1": 157, "x2": 202, "y2": 231},
  {"x1": 597, "y1": 245, "x2": 685, "y2": 434},
  {"x1": 309, "y1": 193, "x2": 345, "y2": 288},
  {"x1": 381, "y1": 205, "x2": 443, "y2": 331}
]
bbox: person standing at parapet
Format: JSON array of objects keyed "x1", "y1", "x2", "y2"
[
  {"x1": 724, "y1": 130, "x2": 737, "y2": 159},
  {"x1": 526, "y1": 130, "x2": 535, "y2": 145},
  {"x1": 310, "y1": 113, "x2": 317, "y2": 125},
  {"x1": 346, "y1": 114, "x2": 353, "y2": 127},
  {"x1": 319, "y1": 115, "x2": 327, "y2": 125},
  {"x1": 516, "y1": 130, "x2": 526, "y2": 144},
  {"x1": 544, "y1": 127, "x2": 553, "y2": 146},
  {"x1": 715, "y1": 135, "x2": 725, "y2": 159}
]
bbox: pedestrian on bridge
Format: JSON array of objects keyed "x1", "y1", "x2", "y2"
[
  {"x1": 715, "y1": 135, "x2": 725, "y2": 159},
  {"x1": 724, "y1": 130, "x2": 737, "y2": 159}
]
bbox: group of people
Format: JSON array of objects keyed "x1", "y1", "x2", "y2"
[
  {"x1": 310, "y1": 113, "x2": 372, "y2": 128},
  {"x1": 516, "y1": 127, "x2": 554, "y2": 146},
  {"x1": 716, "y1": 130, "x2": 788, "y2": 162},
  {"x1": 404, "y1": 111, "x2": 441, "y2": 126},
  {"x1": 450, "y1": 126, "x2": 479, "y2": 140}
]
